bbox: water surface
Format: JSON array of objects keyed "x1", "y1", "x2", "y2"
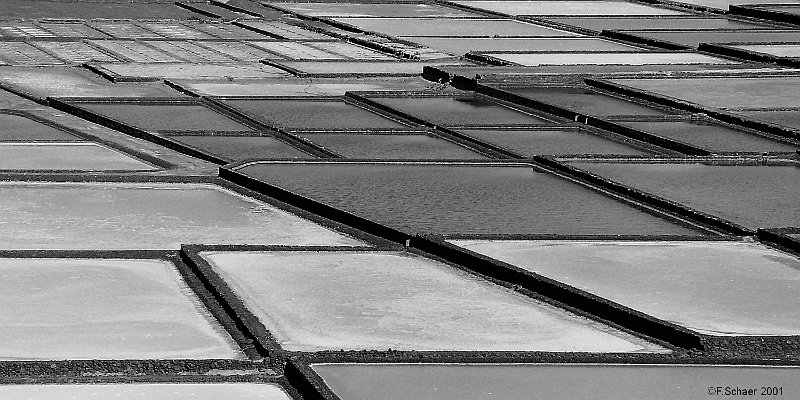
[
  {"x1": 571, "y1": 163, "x2": 800, "y2": 230},
  {"x1": 80, "y1": 104, "x2": 252, "y2": 132},
  {"x1": 0, "y1": 114, "x2": 80, "y2": 141},
  {"x1": 297, "y1": 133, "x2": 487, "y2": 159},
  {"x1": 458, "y1": 129, "x2": 651, "y2": 155},
  {"x1": 507, "y1": 88, "x2": 671, "y2": 116},
  {"x1": 202, "y1": 251, "x2": 665, "y2": 352},
  {"x1": 371, "y1": 96, "x2": 552, "y2": 126},
  {"x1": 404, "y1": 37, "x2": 640, "y2": 55},
  {"x1": 313, "y1": 363, "x2": 799, "y2": 400},
  {"x1": 493, "y1": 52, "x2": 732, "y2": 66},
  {"x1": 235, "y1": 163, "x2": 704, "y2": 235},
  {"x1": 619, "y1": 121, "x2": 799, "y2": 153},
  {"x1": 222, "y1": 99, "x2": 407, "y2": 129},
  {"x1": 170, "y1": 135, "x2": 311, "y2": 161}
]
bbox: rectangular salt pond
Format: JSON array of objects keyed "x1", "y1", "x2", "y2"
[
  {"x1": 546, "y1": 17, "x2": 775, "y2": 32},
  {"x1": 173, "y1": 77, "x2": 439, "y2": 97},
  {"x1": 0, "y1": 66, "x2": 183, "y2": 98},
  {"x1": 94, "y1": 63, "x2": 291, "y2": 81},
  {"x1": 233, "y1": 162, "x2": 705, "y2": 235},
  {"x1": 457, "y1": 129, "x2": 652, "y2": 155},
  {"x1": 331, "y1": 18, "x2": 581, "y2": 37},
  {"x1": 0, "y1": 182, "x2": 361, "y2": 249},
  {"x1": 267, "y1": 2, "x2": 480, "y2": 17},
  {"x1": 369, "y1": 96, "x2": 554, "y2": 126},
  {"x1": 0, "y1": 384, "x2": 291, "y2": 400},
  {"x1": 621, "y1": 30, "x2": 800, "y2": 49},
  {"x1": 201, "y1": 251, "x2": 665, "y2": 352},
  {"x1": 489, "y1": 52, "x2": 734, "y2": 66},
  {"x1": 78, "y1": 103, "x2": 253, "y2": 132},
  {"x1": 618, "y1": 121, "x2": 799, "y2": 153},
  {"x1": 0, "y1": 114, "x2": 81, "y2": 141},
  {"x1": 730, "y1": 44, "x2": 800, "y2": 58},
  {"x1": 452, "y1": 1, "x2": 689, "y2": 16},
  {"x1": 0, "y1": 143, "x2": 157, "y2": 170},
  {"x1": 506, "y1": 87, "x2": 672, "y2": 116},
  {"x1": 403, "y1": 37, "x2": 642, "y2": 55},
  {"x1": 611, "y1": 77, "x2": 800, "y2": 109},
  {"x1": 312, "y1": 363, "x2": 799, "y2": 400},
  {"x1": 0, "y1": 258, "x2": 242, "y2": 360},
  {"x1": 169, "y1": 135, "x2": 312, "y2": 161},
  {"x1": 221, "y1": 99, "x2": 409, "y2": 129},
  {"x1": 570, "y1": 162, "x2": 800, "y2": 230},
  {"x1": 270, "y1": 61, "x2": 471, "y2": 76},
  {"x1": 734, "y1": 109, "x2": 800, "y2": 131},
  {"x1": 296, "y1": 133, "x2": 488, "y2": 159},
  {"x1": 452, "y1": 240, "x2": 800, "y2": 336}
]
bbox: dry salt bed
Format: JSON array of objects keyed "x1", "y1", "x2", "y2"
[
  {"x1": 330, "y1": 18, "x2": 581, "y2": 37},
  {"x1": 729, "y1": 44, "x2": 800, "y2": 58},
  {"x1": 450, "y1": 1, "x2": 690, "y2": 16},
  {"x1": 0, "y1": 258, "x2": 241, "y2": 360},
  {"x1": 0, "y1": 383, "x2": 291, "y2": 400},
  {"x1": 488, "y1": 52, "x2": 735, "y2": 66},
  {"x1": 668, "y1": 0, "x2": 799, "y2": 10},
  {"x1": 200, "y1": 250, "x2": 667, "y2": 352},
  {"x1": 569, "y1": 163, "x2": 800, "y2": 231},
  {"x1": 311, "y1": 363, "x2": 800, "y2": 400},
  {"x1": 403, "y1": 37, "x2": 642, "y2": 55},
  {"x1": 0, "y1": 143, "x2": 157, "y2": 170},
  {"x1": 0, "y1": 67, "x2": 182, "y2": 98},
  {"x1": 170, "y1": 78, "x2": 441, "y2": 97},
  {"x1": 266, "y1": 2, "x2": 480, "y2": 18},
  {"x1": 93, "y1": 63, "x2": 292, "y2": 81},
  {"x1": 0, "y1": 182, "x2": 361, "y2": 249},
  {"x1": 451, "y1": 240, "x2": 800, "y2": 336}
]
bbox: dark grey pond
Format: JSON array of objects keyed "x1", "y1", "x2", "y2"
[
  {"x1": 221, "y1": 99, "x2": 408, "y2": 129},
  {"x1": 79, "y1": 104, "x2": 253, "y2": 132},
  {"x1": 458, "y1": 129, "x2": 652, "y2": 155},
  {"x1": 619, "y1": 121, "x2": 799, "y2": 153},
  {"x1": 370, "y1": 96, "x2": 553, "y2": 126},
  {"x1": 169, "y1": 136, "x2": 312, "y2": 161},
  {"x1": 571, "y1": 162, "x2": 800, "y2": 230},
  {"x1": 612, "y1": 77, "x2": 800, "y2": 109},
  {"x1": 450, "y1": 1, "x2": 689, "y2": 16},
  {"x1": 312, "y1": 363, "x2": 800, "y2": 400},
  {"x1": 235, "y1": 163, "x2": 705, "y2": 235},
  {"x1": 507, "y1": 87, "x2": 672, "y2": 116},
  {"x1": 297, "y1": 133, "x2": 488, "y2": 159},
  {"x1": 0, "y1": 114, "x2": 80, "y2": 141}
]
